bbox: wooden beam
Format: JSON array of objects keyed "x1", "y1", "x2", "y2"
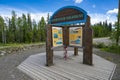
[{"x1": 62, "y1": 27, "x2": 69, "y2": 46}]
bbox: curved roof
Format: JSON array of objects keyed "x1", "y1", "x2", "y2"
[{"x1": 49, "y1": 6, "x2": 87, "y2": 26}]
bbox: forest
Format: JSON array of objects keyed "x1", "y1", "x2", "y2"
[
  {"x1": 0, "y1": 11, "x2": 119, "y2": 46},
  {"x1": 0, "y1": 11, "x2": 46, "y2": 44},
  {"x1": 92, "y1": 21, "x2": 112, "y2": 38}
]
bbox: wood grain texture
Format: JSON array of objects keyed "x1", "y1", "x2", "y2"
[{"x1": 18, "y1": 51, "x2": 116, "y2": 80}]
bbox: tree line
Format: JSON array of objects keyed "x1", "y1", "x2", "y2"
[
  {"x1": 0, "y1": 10, "x2": 119, "y2": 45},
  {"x1": 92, "y1": 21, "x2": 112, "y2": 38},
  {"x1": 0, "y1": 11, "x2": 46, "y2": 44}
]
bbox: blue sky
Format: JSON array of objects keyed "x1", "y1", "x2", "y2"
[{"x1": 0, "y1": 0, "x2": 118, "y2": 24}]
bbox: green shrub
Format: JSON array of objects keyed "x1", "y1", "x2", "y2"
[
  {"x1": 102, "y1": 44, "x2": 120, "y2": 54},
  {"x1": 93, "y1": 42, "x2": 120, "y2": 54},
  {"x1": 93, "y1": 42, "x2": 106, "y2": 48}
]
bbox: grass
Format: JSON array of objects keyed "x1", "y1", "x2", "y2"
[
  {"x1": 93, "y1": 42, "x2": 120, "y2": 54},
  {"x1": 0, "y1": 42, "x2": 45, "y2": 50},
  {"x1": 101, "y1": 45, "x2": 120, "y2": 54}
]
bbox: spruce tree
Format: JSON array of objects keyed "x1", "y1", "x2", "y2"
[
  {"x1": 0, "y1": 16, "x2": 5, "y2": 43},
  {"x1": 27, "y1": 13, "x2": 33, "y2": 43},
  {"x1": 11, "y1": 11, "x2": 17, "y2": 42},
  {"x1": 39, "y1": 17, "x2": 46, "y2": 42}
]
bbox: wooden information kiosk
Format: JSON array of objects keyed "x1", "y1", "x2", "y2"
[{"x1": 46, "y1": 6, "x2": 93, "y2": 66}]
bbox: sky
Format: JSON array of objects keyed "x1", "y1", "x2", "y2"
[{"x1": 0, "y1": 0, "x2": 118, "y2": 25}]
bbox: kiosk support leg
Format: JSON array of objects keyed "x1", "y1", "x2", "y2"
[
  {"x1": 62, "y1": 27, "x2": 69, "y2": 60},
  {"x1": 64, "y1": 46, "x2": 67, "y2": 60},
  {"x1": 46, "y1": 25, "x2": 53, "y2": 66},
  {"x1": 74, "y1": 47, "x2": 78, "y2": 56},
  {"x1": 83, "y1": 16, "x2": 93, "y2": 65}
]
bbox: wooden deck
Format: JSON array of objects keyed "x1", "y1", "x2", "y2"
[{"x1": 17, "y1": 51, "x2": 116, "y2": 80}]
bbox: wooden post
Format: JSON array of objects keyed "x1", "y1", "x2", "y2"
[
  {"x1": 46, "y1": 24, "x2": 53, "y2": 66},
  {"x1": 74, "y1": 47, "x2": 78, "y2": 56},
  {"x1": 62, "y1": 27, "x2": 65, "y2": 46},
  {"x1": 62, "y1": 27, "x2": 69, "y2": 59},
  {"x1": 62, "y1": 27, "x2": 69, "y2": 46},
  {"x1": 83, "y1": 16, "x2": 93, "y2": 65}
]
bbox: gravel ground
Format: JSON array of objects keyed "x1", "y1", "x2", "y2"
[
  {"x1": 0, "y1": 45, "x2": 120, "y2": 80},
  {"x1": 93, "y1": 37, "x2": 112, "y2": 45},
  {"x1": 0, "y1": 45, "x2": 46, "y2": 80}
]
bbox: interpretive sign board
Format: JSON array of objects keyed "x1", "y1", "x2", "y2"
[
  {"x1": 69, "y1": 27, "x2": 82, "y2": 46},
  {"x1": 52, "y1": 27, "x2": 63, "y2": 46}
]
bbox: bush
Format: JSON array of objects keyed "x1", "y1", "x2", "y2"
[
  {"x1": 93, "y1": 42, "x2": 106, "y2": 48},
  {"x1": 106, "y1": 45, "x2": 120, "y2": 54},
  {"x1": 93, "y1": 42, "x2": 120, "y2": 54},
  {"x1": 101, "y1": 43, "x2": 120, "y2": 54}
]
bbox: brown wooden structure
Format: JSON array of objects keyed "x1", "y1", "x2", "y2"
[{"x1": 46, "y1": 6, "x2": 93, "y2": 66}]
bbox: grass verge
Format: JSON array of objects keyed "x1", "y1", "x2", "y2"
[
  {"x1": 0, "y1": 42, "x2": 45, "y2": 50},
  {"x1": 101, "y1": 45, "x2": 120, "y2": 54},
  {"x1": 93, "y1": 42, "x2": 120, "y2": 54}
]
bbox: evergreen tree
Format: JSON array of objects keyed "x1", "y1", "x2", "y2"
[
  {"x1": 108, "y1": 23, "x2": 112, "y2": 32},
  {"x1": 7, "y1": 18, "x2": 12, "y2": 43},
  {"x1": 116, "y1": 0, "x2": 120, "y2": 45},
  {"x1": 27, "y1": 13, "x2": 33, "y2": 43},
  {"x1": 11, "y1": 11, "x2": 17, "y2": 42},
  {"x1": 38, "y1": 17, "x2": 46, "y2": 42},
  {"x1": 0, "y1": 16, "x2": 5, "y2": 43},
  {"x1": 111, "y1": 0, "x2": 120, "y2": 45},
  {"x1": 17, "y1": 17, "x2": 23, "y2": 43},
  {"x1": 32, "y1": 20, "x2": 39, "y2": 42},
  {"x1": 22, "y1": 14, "x2": 27, "y2": 43}
]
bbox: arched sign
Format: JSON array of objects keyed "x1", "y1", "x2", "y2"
[{"x1": 49, "y1": 6, "x2": 87, "y2": 26}]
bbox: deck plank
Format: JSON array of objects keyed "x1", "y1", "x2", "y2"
[{"x1": 17, "y1": 51, "x2": 116, "y2": 80}]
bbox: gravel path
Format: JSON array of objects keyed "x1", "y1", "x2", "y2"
[
  {"x1": 0, "y1": 45, "x2": 120, "y2": 80},
  {"x1": 0, "y1": 45, "x2": 46, "y2": 80},
  {"x1": 93, "y1": 37, "x2": 112, "y2": 45}
]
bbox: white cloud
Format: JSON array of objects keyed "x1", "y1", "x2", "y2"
[
  {"x1": 107, "y1": 8, "x2": 118, "y2": 14},
  {"x1": 89, "y1": 13, "x2": 117, "y2": 25},
  {"x1": 0, "y1": 6, "x2": 27, "y2": 19},
  {"x1": 0, "y1": 6, "x2": 117, "y2": 25},
  {"x1": 0, "y1": 6, "x2": 52, "y2": 22},
  {"x1": 89, "y1": 8, "x2": 118, "y2": 25},
  {"x1": 74, "y1": 0, "x2": 83, "y2": 4},
  {"x1": 30, "y1": 12, "x2": 52, "y2": 22}
]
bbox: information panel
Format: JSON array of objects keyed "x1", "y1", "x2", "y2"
[
  {"x1": 69, "y1": 27, "x2": 82, "y2": 46},
  {"x1": 52, "y1": 27, "x2": 63, "y2": 46}
]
